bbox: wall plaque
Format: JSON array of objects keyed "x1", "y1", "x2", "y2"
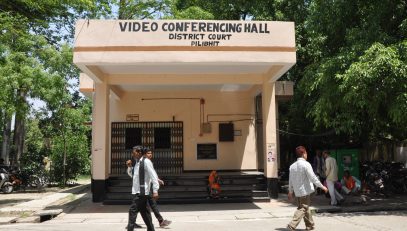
[
  {"x1": 126, "y1": 114, "x2": 139, "y2": 121},
  {"x1": 197, "y1": 143, "x2": 217, "y2": 160}
]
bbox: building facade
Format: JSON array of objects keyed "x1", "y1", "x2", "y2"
[{"x1": 73, "y1": 19, "x2": 296, "y2": 202}]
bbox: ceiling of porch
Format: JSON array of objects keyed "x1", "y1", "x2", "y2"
[
  {"x1": 79, "y1": 62, "x2": 290, "y2": 96},
  {"x1": 99, "y1": 62, "x2": 271, "y2": 75}
]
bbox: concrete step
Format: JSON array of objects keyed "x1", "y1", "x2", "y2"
[
  {"x1": 110, "y1": 173, "x2": 265, "y2": 180},
  {"x1": 104, "y1": 172, "x2": 268, "y2": 205},
  {"x1": 107, "y1": 184, "x2": 257, "y2": 193},
  {"x1": 109, "y1": 179, "x2": 265, "y2": 187},
  {"x1": 103, "y1": 196, "x2": 269, "y2": 205},
  {"x1": 105, "y1": 189, "x2": 263, "y2": 200}
]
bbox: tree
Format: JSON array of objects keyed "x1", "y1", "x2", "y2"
[
  {"x1": 0, "y1": 0, "x2": 99, "y2": 181},
  {"x1": 300, "y1": 0, "x2": 407, "y2": 143},
  {"x1": 337, "y1": 42, "x2": 407, "y2": 141},
  {"x1": 47, "y1": 102, "x2": 92, "y2": 184},
  {"x1": 175, "y1": 0, "x2": 268, "y2": 20},
  {"x1": 170, "y1": 6, "x2": 214, "y2": 19},
  {"x1": 0, "y1": 0, "x2": 112, "y2": 44},
  {"x1": 117, "y1": 0, "x2": 173, "y2": 19},
  {"x1": 0, "y1": 12, "x2": 57, "y2": 164}
]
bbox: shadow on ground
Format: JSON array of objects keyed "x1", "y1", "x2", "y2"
[
  {"x1": 48, "y1": 188, "x2": 269, "y2": 214},
  {"x1": 0, "y1": 199, "x2": 31, "y2": 205}
]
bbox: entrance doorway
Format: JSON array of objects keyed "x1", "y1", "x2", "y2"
[{"x1": 111, "y1": 121, "x2": 183, "y2": 176}]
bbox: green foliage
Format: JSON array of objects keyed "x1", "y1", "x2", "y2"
[
  {"x1": 50, "y1": 107, "x2": 91, "y2": 184},
  {"x1": 117, "y1": 0, "x2": 173, "y2": 19},
  {"x1": 175, "y1": 0, "x2": 265, "y2": 20},
  {"x1": 0, "y1": 1, "x2": 94, "y2": 183},
  {"x1": 171, "y1": 6, "x2": 214, "y2": 20},
  {"x1": 0, "y1": 13, "x2": 54, "y2": 119},
  {"x1": 19, "y1": 118, "x2": 50, "y2": 179},
  {"x1": 272, "y1": 0, "x2": 407, "y2": 144},
  {"x1": 24, "y1": 119, "x2": 45, "y2": 157},
  {"x1": 0, "y1": 0, "x2": 110, "y2": 43},
  {"x1": 337, "y1": 42, "x2": 407, "y2": 140}
]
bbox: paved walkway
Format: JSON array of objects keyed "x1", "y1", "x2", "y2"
[
  {"x1": 48, "y1": 193, "x2": 296, "y2": 224},
  {"x1": 0, "y1": 189, "x2": 61, "y2": 209},
  {"x1": 1, "y1": 184, "x2": 407, "y2": 226},
  {"x1": 0, "y1": 184, "x2": 89, "y2": 224}
]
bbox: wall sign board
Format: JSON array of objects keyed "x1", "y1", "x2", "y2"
[
  {"x1": 197, "y1": 143, "x2": 217, "y2": 160},
  {"x1": 126, "y1": 114, "x2": 139, "y2": 121}
]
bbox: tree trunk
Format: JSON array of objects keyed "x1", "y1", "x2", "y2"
[
  {"x1": 11, "y1": 89, "x2": 27, "y2": 166},
  {"x1": 1, "y1": 114, "x2": 12, "y2": 165},
  {"x1": 12, "y1": 116, "x2": 25, "y2": 166}
]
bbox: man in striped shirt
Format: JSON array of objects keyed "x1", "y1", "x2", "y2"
[{"x1": 287, "y1": 146, "x2": 328, "y2": 230}]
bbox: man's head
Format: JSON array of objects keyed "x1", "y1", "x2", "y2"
[
  {"x1": 144, "y1": 147, "x2": 153, "y2": 159},
  {"x1": 295, "y1": 146, "x2": 308, "y2": 160},
  {"x1": 322, "y1": 150, "x2": 330, "y2": 159},
  {"x1": 316, "y1": 149, "x2": 322, "y2": 157},
  {"x1": 132, "y1": 145, "x2": 143, "y2": 159},
  {"x1": 344, "y1": 170, "x2": 350, "y2": 178}
]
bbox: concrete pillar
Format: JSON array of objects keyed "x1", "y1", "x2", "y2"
[
  {"x1": 91, "y1": 81, "x2": 110, "y2": 202},
  {"x1": 262, "y1": 78, "x2": 279, "y2": 198}
]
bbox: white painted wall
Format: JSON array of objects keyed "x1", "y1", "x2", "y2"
[{"x1": 109, "y1": 90, "x2": 258, "y2": 171}]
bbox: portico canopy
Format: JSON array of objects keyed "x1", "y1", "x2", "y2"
[{"x1": 74, "y1": 20, "x2": 296, "y2": 95}]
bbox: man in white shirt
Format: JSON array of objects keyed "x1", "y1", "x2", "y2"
[
  {"x1": 287, "y1": 146, "x2": 328, "y2": 231},
  {"x1": 323, "y1": 150, "x2": 344, "y2": 206},
  {"x1": 126, "y1": 146, "x2": 160, "y2": 231}
]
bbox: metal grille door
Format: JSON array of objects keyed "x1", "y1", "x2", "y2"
[{"x1": 111, "y1": 122, "x2": 183, "y2": 176}]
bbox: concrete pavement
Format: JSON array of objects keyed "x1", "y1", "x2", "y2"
[
  {"x1": 1, "y1": 209, "x2": 407, "y2": 230},
  {"x1": 0, "y1": 184, "x2": 89, "y2": 224},
  {"x1": 1, "y1": 185, "x2": 407, "y2": 230}
]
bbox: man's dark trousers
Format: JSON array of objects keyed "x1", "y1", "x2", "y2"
[
  {"x1": 128, "y1": 194, "x2": 155, "y2": 231},
  {"x1": 148, "y1": 197, "x2": 163, "y2": 222},
  {"x1": 133, "y1": 198, "x2": 163, "y2": 223}
]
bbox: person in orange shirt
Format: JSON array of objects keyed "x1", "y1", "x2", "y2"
[
  {"x1": 341, "y1": 170, "x2": 361, "y2": 194},
  {"x1": 208, "y1": 170, "x2": 221, "y2": 198}
]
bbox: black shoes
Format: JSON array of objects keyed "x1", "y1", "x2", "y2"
[
  {"x1": 159, "y1": 219, "x2": 172, "y2": 228},
  {"x1": 126, "y1": 223, "x2": 142, "y2": 230}
]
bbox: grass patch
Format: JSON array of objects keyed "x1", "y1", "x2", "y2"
[
  {"x1": 67, "y1": 194, "x2": 76, "y2": 201},
  {"x1": 19, "y1": 211, "x2": 32, "y2": 218},
  {"x1": 77, "y1": 175, "x2": 91, "y2": 181}
]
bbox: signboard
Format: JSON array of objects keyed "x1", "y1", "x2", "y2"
[
  {"x1": 126, "y1": 114, "x2": 139, "y2": 121},
  {"x1": 74, "y1": 20, "x2": 295, "y2": 49},
  {"x1": 118, "y1": 21, "x2": 270, "y2": 47},
  {"x1": 197, "y1": 143, "x2": 217, "y2": 160}
]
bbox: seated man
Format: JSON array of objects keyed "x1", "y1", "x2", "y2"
[
  {"x1": 341, "y1": 170, "x2": 361, "y2": 194},
  {"x1": 208, "y1": 170, "x2": 221, "y2": 198}
]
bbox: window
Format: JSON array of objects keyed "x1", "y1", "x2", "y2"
[
  {"x1": 125, "y1": 128, "x2": 142, "y2": 150},
  {"x1": 154, "y1": 128, "x2": 171, "y2": 149}
]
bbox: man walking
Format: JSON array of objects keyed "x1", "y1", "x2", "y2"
[
  {"x1": 323, "y1": 150, "x2": 344, "y2": 206},
  {"x1": 126, "y1": 146, "x2": 160, "y2": 231},
  {"x1": 287, "y1": 146, "x2": 328, "y2": 230},
  {"x1": 144, "y1": 148, "x2": 171, "y2": 228}
]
